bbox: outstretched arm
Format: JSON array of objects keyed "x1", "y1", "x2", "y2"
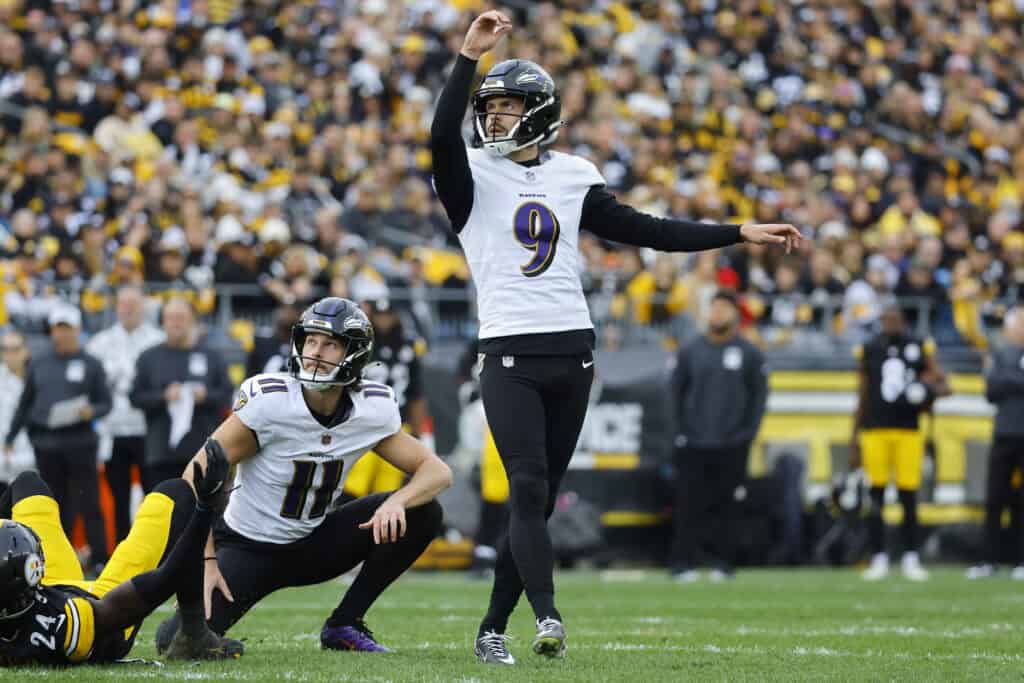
[
  {"x1": 429, "y1": 11, "x2": 512, "y2": 233},
  {"x1": 582, "y1": 186, "x2": 801, "y2": 253}
]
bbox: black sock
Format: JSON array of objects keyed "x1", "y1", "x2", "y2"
[
  {"x1": 479, "y1": 583, "x2": 520, "y2": 637},
  {"x1": 131, "y1": 507, "x2": 212, "y2": 611},
  {"x1": 526, "y1": 591, "x2": 560, "y2": 624},
  {"x1": 867, "y1": 487, "x2": 886, "y2": 555},
  {"x1": 326, "y1": 501, "x2": 443, "y2": 629},
  {"x1": 898, "y1": 489, "x2": 919, "y2": 554}
]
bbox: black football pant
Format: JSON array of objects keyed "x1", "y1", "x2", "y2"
[
  {"x1": 478, "y1": 352, "x2": 594, "y2": 631},
  {"x1": 983, "y1": 436, "x2": 1024, "y2": 565},
  {"x1": 205, "y1": 493, "x2": 442, "y2": 634},
  {"x1": 104, "y1": 436, "x2": 146, "y2": 542},
  {"x1": 670, "y1": 444, "x2": 750, "y2": 573},
  {"x1": 34, "y1": 444, "x2": 109, "y2": 566}
]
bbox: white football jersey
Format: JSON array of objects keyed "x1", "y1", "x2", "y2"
[
  {"x1": 223, "y1": 373, "x2": 401, "y2": 544},
  {"x1": 460, "y1": 148, "x2": 605, "y2": 339}
]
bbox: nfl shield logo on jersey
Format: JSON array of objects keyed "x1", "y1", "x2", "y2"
[{"x1": 322, "y1": 434, "x2": 332, "y2": 446}]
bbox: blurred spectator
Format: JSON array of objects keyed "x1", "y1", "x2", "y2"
[
  {"x1": 669, "y1": 292, "x2": 768, "y2": 581},
  {"x1": 246, "y1": 302, "x2": 301, "y2": 377},
  {"x1": 843, "y1": 255, "x2": 895, "y2": 345},
  {"x1": 149, "y1": 227, "x2": 216, "y2": 316},
  {"x1": 3, "y1": 303, "x2": 110, "y2": 575},
  {"x1": 130, "y1": 298, "x2": 231, "y2": 490},
  {"x1": 0, "y1": 330, "x2": 34, "y2": 484},
  {"x1": 969, "y1": 307, "x2": 1024, "y2": 580},
  {"x1": 85, "y1": 285, "x2": 165, "y2": 542},
  {"x1": 0, "y1": 0, "x2": 1017, "y2": 353},
  {"x1": 895, "y1": 257, "x2": 949, "y2": 337},
  {"x1": 380, "y1": 177, "x2": 450, "y2": 248}
]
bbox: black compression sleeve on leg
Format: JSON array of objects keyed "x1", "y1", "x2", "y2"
[
  {"x1": 898, "y1": 489, "x2": 919, "y2": 554},
  {"x1": 867, "y1": 487, "x2": 886, "y2": 555},
  {"x1": 130, "y1": 506, "x2": 212, "y2": 611}
]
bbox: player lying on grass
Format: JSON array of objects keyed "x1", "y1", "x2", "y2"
[
  {"x1": 155, "y1": 296, "x2": 452, "y2": 653},
  {"x1": 0, "y1": 439, "x2": 240, "y2": 666}
]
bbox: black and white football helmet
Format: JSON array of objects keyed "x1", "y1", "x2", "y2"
[
  {"x1": 471, "y1": 59, "x2": 561, "y2": 156},
  {"x1": 289, "y1": 297, "x2": 374, "y2": 390},
  {"x1": 0, "y1": 520, "x2": 45, "y2": 621}
]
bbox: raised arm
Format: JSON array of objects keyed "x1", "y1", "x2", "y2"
[{"x1": 429, "y1": 11, "x2": 512, "y2": 233}]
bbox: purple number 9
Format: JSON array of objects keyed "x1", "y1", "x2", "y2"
[{"x1": 513, "y1": 201, "x2": 561, "y2": 277}]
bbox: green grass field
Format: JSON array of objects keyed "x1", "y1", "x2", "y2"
[{"x1": 9, "y1": 568, "x2": 1024, "y2": 682}]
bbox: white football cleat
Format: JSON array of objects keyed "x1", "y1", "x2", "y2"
[
  {"x1": 965, "y1": 564, "x2": 995, "y2": 580},
  {"x1": 475, "y1": 631, "x2": 515, "y2": 665},
  {"x1": 532, "y1": 618, "x2": 566, "y2": 659},
  {"x1": 1011, "y1": 566, "x2": 1024, "y2": 581},
  {"x1": 862, "y1": 553, "x2": 889, "y2": 581},
  {"x1": 672, "y1": 569, "x2": 700, "y2": 583},
  {"x1": 901, "y1": 552, "x2": 929, "y2": 582}
]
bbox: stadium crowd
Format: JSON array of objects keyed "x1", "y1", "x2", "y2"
[{"x1": 0, "y1": 0, "x2": 1022, "y2": 353}]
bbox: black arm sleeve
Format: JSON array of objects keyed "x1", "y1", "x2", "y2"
[
  {"x1": 581, "y1": 186, "x2": 743, "y2": 252},
  {"x1": 129, "y1": 350, "x2": 166, "y2": 413},
  {"x1": 204, "y1": 352, "x2": 234, "y2": 408},
  {"x1": 985, "y1": 354, "x2": 1024, "y2": 403},
  {"x1": 429, "y1": 54, "x2": 478, "y2": 233},
  {"x1": 88, "y1": 358, "x2": 112, "y2": 421},
  {"x1": 4, "y1": 363, "x2": 34, "y2": 446},
  {"x1": 735, "y1": 349, "x2": 769, "y2": 444}
]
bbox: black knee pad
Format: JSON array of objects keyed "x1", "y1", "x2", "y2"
[
  {"x1": 11, "y1": 471, "x2": 53, "y2": 503},
  {"x1": 152, "y1": 478, "x2": 196, "y2": 547},
  {"x1": 508, "y1": 472, "x2": 548, "y2": 517}
]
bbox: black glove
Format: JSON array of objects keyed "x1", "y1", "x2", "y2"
[{"x1": 193, "y1": 438, "x2": 229, "y2": 511}]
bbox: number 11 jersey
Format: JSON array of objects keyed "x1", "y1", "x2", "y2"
[
  {"x1": 459, "y1": 148, "x2": 605, "y2": 340},
  {"x1": 224, "y1": 374, "x2": 401, "y2": 544}
]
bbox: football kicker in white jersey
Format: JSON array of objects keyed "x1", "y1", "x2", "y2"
[{"x1": 223, "y1": 373, "x2": 401, "y2": 544}]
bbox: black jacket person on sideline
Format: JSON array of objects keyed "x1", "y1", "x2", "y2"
[
  {"x1": 130, "y1": 298, "x2": 232, "y2": 491},
  {"x1": 3, "y1": 303, "x2": 112, "y2": 575},
  {"x1": 669, "y1": 291, "x2": 768, "y2": 581},
  {"x1": 967, "y1": 307, "x2": 1024, "y2": 580}
]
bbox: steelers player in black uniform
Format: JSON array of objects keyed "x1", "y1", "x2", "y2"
[
  {"x1": 0, "y1": 440, "x2": 240, "y2": 666},
  {"x1": 851, "y1": 305, "x2": 950, "y2": 582},
  {"x1": 432, "y1": 10, "x2": 802, "y2": 666},
  {"x1": 343, "y1": 294, "x2": 431, "y2": 499}
]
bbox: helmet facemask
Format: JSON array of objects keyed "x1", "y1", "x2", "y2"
[
  {"x1": 290, "y1": 327, "x2": 373, "y2": 392},
  {"x1": 471, "y1": 60, "x2": 562, "y2": 157}
]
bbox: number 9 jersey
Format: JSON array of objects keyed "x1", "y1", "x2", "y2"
[
  {"x1": 224, "y1": 373, "x2": 402, "y2": 544},
  {"x1": 458, "y1": 148, "x2": 605, "y2": 340}
]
